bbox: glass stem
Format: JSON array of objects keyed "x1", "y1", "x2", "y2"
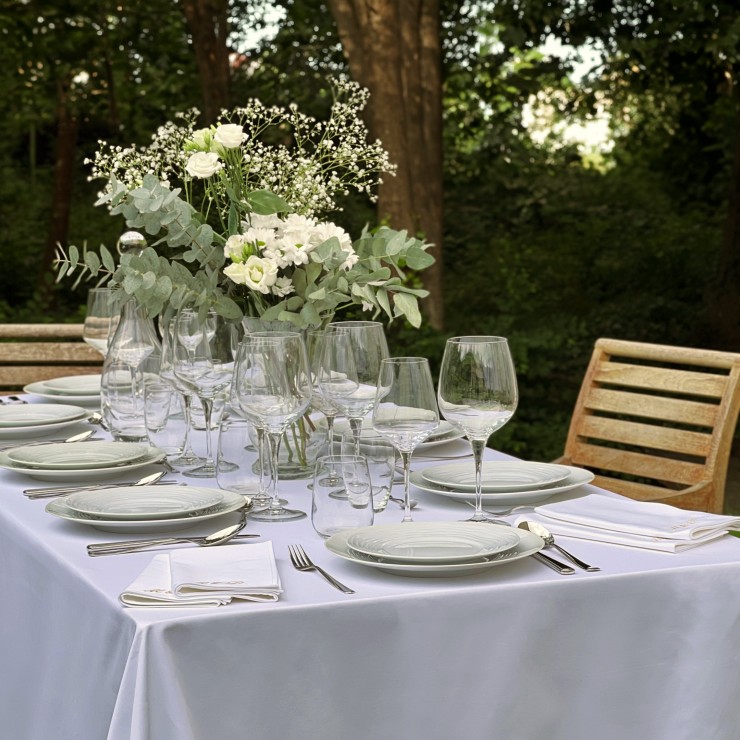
[
  {"x1": 471, "y1": 438, "x2": 487, "y2": 522},
  {"x1": 200, "y1": 396, "x2": 214, "y2": 466},
  {"x1": 400, "y1": 450, "x2": 414, "y2": 523},
  {"x1": 256, "y1": 427, "x2": 269, "y2": 499},
  {"x1": 180, "y1": 393, "x2": 195, "y2": 456},
  {"x1": 348, "y1": 416, "x2": 363, "y2": 456},
  {"x1": 325, "y1": 414, "x2": 340, "y2": 484},
  {"x1": 266, "y1": 430, "x2": 283, "y2": 511}
]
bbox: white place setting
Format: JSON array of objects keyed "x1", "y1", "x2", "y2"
[
  {"x1": 23, "y1": 373, "x2": 102, "y2": 406},
  {"x1": 0, "y1": 402, "x2": 91, "y2": 440}
]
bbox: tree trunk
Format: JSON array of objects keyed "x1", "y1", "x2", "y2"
[
  {"x1": 328, "y1": 0, "x2": 445, "y2": 330},
  {"x1": 707, "y1": 104, "x2": 740, "y2": 348},
  {"x1": 181, "y1": 0, "x2": 231, "y2": 122},
  {"x1": 40, "y1": 79, "x2": 79, "y2": 292}
]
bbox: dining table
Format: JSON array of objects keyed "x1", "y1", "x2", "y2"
[{"x1": 2, "y1": 400, "x2": 740, "y2": 740}]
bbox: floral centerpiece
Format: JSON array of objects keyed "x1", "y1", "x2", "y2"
[{"x1": 57, "y1": 79, "x2": 434, "y2": 330}]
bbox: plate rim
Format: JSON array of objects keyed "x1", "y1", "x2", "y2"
[
  {"x1": 345, "y1": 521, "x2": 520, "y2": 563},
  {"x1": 42, "y1": 375, "x2": 102, "y2": 394},
  {"x1": 64, "y1": 484, "x2": 226, "y2": 520},
  {"x1": 6, "y1": 441, "x2": 149, "y2": 470},
  {"x1": 325, "y1": 526, "x2": 544, "y2": 576},
  {"x1": 0, "y1": 404, "x2": 89, "y2": 429},
  {"x1": 421, "y1": 460, "x2": 572, "y2": 492}
]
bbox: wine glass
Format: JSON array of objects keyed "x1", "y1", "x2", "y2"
[
  {"x1": 234, "y1": 331, "x2": 312, "y2": 522},
  {"x1": 172, "y1": 309, "x2": 238, "y2": 478},
  {"x1": 317, "y1": 321, "x2": 389, "y2": 456},
  {"x1": 372, "y1": 357, "x2": 439, "y2": 522},
  {"x1": 307, "y1": 329, "x2": 340, "y2": 452},
  {"x1": 437, "y1": 336, "x2": 518, "y2": 522},
  {"x1": 82, "y1": 287, "x2": 120, "y2": 357}
]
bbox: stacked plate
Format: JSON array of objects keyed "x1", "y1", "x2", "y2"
[
  {"x1": 325, "y1": 521, "x2": 544, "y2": 577},
  {"x1": 332, "y1": 417, "x2": 464, "y2": 449},
  {"x1": 45, "y1": 485, "x2": 247, "y2": 533},
  {"x1": 0, "y1": 440, "x2": 165, "y2": 481},
  {"x1": 410, "y1": 461, "x2": 595, "y2": 507},
  {"x1": 0, "y1": 403, "x2": 90, "y2": 440},
  {"x1": 23, "y1": 374, "x2": 102, "y2": 407}
]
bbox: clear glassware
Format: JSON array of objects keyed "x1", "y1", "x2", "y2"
[
  {"x1": 144, "y1": 379, "x2": 186, "y2": 457},
  {"x1": 372, "y1": 357, "x2": 439, "y2": 522},
  {"x1": 317, "y1": 320, "x2": 389, "y2": 456},
  {"x1": 311, "y1": 455, "x2": 373, "y2": 537},
  {"x1": 233, "y1": 331, "x2": 312, "y2": 522},
  {"x1": 159, "y1": 315, "x2": 205, "y2": 469},
  {"x1": 437, "y1": 336, "x2": 518, "y2": 522},
  {"x1": 340, "y1": 430, "x2": 395, "y2": 512},
  {"x1": 216, "y1": 417, "x2": 263, "y2": 495},
  {"x1": 307, "y1": 329, "x2": 340, "y2": 453},
  {"x1": 100, "y1": 299, "x2": 161, "y2": 442},
  {"x1": 82, "y1": 287, "x2": 121, "y2": 357},
  {"x1": 172, "y1": 309, "x2": 239, "y2": 478}
]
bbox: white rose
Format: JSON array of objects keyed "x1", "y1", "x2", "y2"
[
  {"x1": 189, "y1": 128, "x2": 213, "y2": 151},
  {"x1": 223, "y1": 261, "x2": 251, "y2": 286},
  {"x1": 185, "y1": 152, "x2": 222, "y2": 178},
  {"x1": 241, "y1": 255, "x2": 278, "y2": 294},
  {"x1": 224, "y1": 234, "x2": 249, "y2": 261},
  {"x1": 214, "y1": 124, "x2": 245, "y2": 149}
]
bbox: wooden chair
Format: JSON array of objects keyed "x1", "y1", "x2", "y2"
[
  {"x1": 0, "y1": 324, "x2": 102, "y2": 394},
  {"x1": 556, "y1": 338, "x2": 740, "y2": 513}
]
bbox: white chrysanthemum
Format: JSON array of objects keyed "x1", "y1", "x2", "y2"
[
  {"x1": 272, "y1": 276, "x2": 295, "y2": 297},
  {"x1": 281, "y1": 214, "x2": 317, "y2": 244},
  {"x1": 277, "y1": 238, "x2": 311, "y2": 267},
  {"x1": 248, "y1": 213, "x2": 284, "y2": 230},
  {"x1": 309, "y1": 222, "x2": 352, "y2": 251},
  {"x1": 242, "y1": 228, "x2": 277, "y2": 254}
]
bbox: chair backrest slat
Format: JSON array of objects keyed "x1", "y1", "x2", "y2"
[{"x1": 561, "y1": 338, "x2": 740, "y2": 513}]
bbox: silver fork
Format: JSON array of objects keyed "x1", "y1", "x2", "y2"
[{"x1": 288, "y1": 544, "x2": 355, "y2": 594}]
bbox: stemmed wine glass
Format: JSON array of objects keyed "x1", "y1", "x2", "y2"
[
  {"x1": 307, "y1": 329, "x2": 340, "y2": 452},
  {"x1": 437, "y1": 336, "x2": 518, "y2": 522},
  {"x1": 158, "y1": 314, "x2": 205, "y2": 468},
  {"x1": 172, "y1": 309, "x2": 238, "y2": 478},
  {"x1": 317, "y1": 321, "x2": 389, "y2": 455},
  {"x1": 83, "y1": 287, "x2": 120, "y2": 357},
  {"x1": 372, "y1": 357, "x2": 439, "y2": 522},
  {"x1": 234, "y1": 331, "x2": 312, "y2": 522}
]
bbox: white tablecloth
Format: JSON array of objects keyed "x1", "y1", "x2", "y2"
[{"x1": 3, "y1": 426, "x2": 740, "y2": 740}]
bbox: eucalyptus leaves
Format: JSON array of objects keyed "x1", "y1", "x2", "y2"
[{"x1": 57, "y1": 79, "x2": 434, "y2": 328}]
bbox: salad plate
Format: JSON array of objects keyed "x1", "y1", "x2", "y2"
[
  {"x1": 421, "y1": 461, "x2": 571, "y2": 492},
  {"x1": 345, "y1": 522, "x2": 519, "y2": 564},
  {"x1": 65, "y1": 485, "x2": 225, "y2": 520},
  {"x1": 23, "y1": 380, "x2": 101, "y2": 407},
  {"x1": 7, "y1": 441, "x2": 149, "y2": 470},
  {"x1": 42, "y1": 375, "x2": 102, "y2": 395},
  {"x1": 410, "y1": 466, "x2": 595, "y2": 506},
  {"x1": 0, "y1": 445, "x2": 165, "y2": 481},
  {"x1": 325, "y1": 527, "x2": 544, "y2": 577},
  {"x1": 0, "y1": 404, "x2": 90, "y2": 439},
  {"x1": 45, "y1": 490, "x2": 246, "y2": 533}
]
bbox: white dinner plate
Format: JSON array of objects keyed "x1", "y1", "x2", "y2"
[
  {"x1": 410, "y1": 466, "x2": 595, "y2": 507},
  {"x1": 421, "y1": 461, "x2": 572, "y2": 492},
  {"x1": 332, "y1": 417, "x2": 464, "y2": 449},
  {"x1": 325, "y1": 527, "x2": 544, "y2": 577},
  {"x1": 45, "y1": 490, "x2": 246, "y2": 533},
  {"x1": 43, "y1": 375, "x2": 102, "y2": 395},
  {"x1": 23, "y1": 380, "x2": 101, "y2": 407},
  {"x1": 0, "y1": 417, "x2": 91, "y2": 441},
  {"x1": 0, "y1": 445, "x2": 165, "y2": 481},
  {"x1": 7, "y1": 441, "x2": 149, "y2": 470},
  {"x1": 0, "y1": 403, "x2": 89, "y2": 429},
  {"x1": 346, "y1": 522, "x2": 519, "y2": 564},
  {"x1": 65, "y1": 485, "x2": 225, "y2": 520}
]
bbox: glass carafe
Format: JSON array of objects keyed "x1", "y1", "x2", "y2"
[{"x1": 101, "y1": 299, "x2": 162, "y2": 442}]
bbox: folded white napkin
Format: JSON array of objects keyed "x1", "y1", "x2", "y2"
[
  {"x1": 515, "y1": 494, "x2": 740, "y2": 552},
  {"x1": 120, "y1": 541, "x2": 282, "y2": 607}
]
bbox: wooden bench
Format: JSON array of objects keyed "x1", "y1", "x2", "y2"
[
  {"x1": 556, "y1": 338, "x2": 740, "y2": 513},
  {"x1": 0, "y1": 324, "x2": 103, "y2": 393}
]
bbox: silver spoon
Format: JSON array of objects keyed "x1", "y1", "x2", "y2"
[
  {"x1": 518, "y1": 521, "x2": 600, "y2": 572},
  {"x1": 23, "y1": 470, "x2": 170, "y2": 497},
  {"x1": 88, "y1": 499, "x2": 255, "y2": 555}
]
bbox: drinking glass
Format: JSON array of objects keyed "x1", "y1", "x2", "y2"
[
  {"x1": 144, "y1": 380, "x2": 186, "y2": 456},
  {"x1": 82, "y1": 287, "x2": 120, "y2": 357},
  {"x1": 437, "y1": 336, "x2": 518, "y2": 522},
  {"x1": 172, "y1": 309, "x2": 239, "y2": 478},
  {"x1": 216, "y1": 417, "x2": 263, "y2": 495},
  {"x1": 311, "y1": 455, "x2": 374, "y2": 537},
  {"x1": 159, "y1": 315, "x2": 205, "y2": 469},
  {"x1": 234, "y1": 331, "x2": 312, "y2": 521},
  {"x1": 372, "y1": 357, "x2": 439, "y2": 522},
  {"x1": 340, "y1": 430, "x2": 395, "y2": 512},
  {"x1": 317, "y1": 321, "x2": 388, "y2": 456}
]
